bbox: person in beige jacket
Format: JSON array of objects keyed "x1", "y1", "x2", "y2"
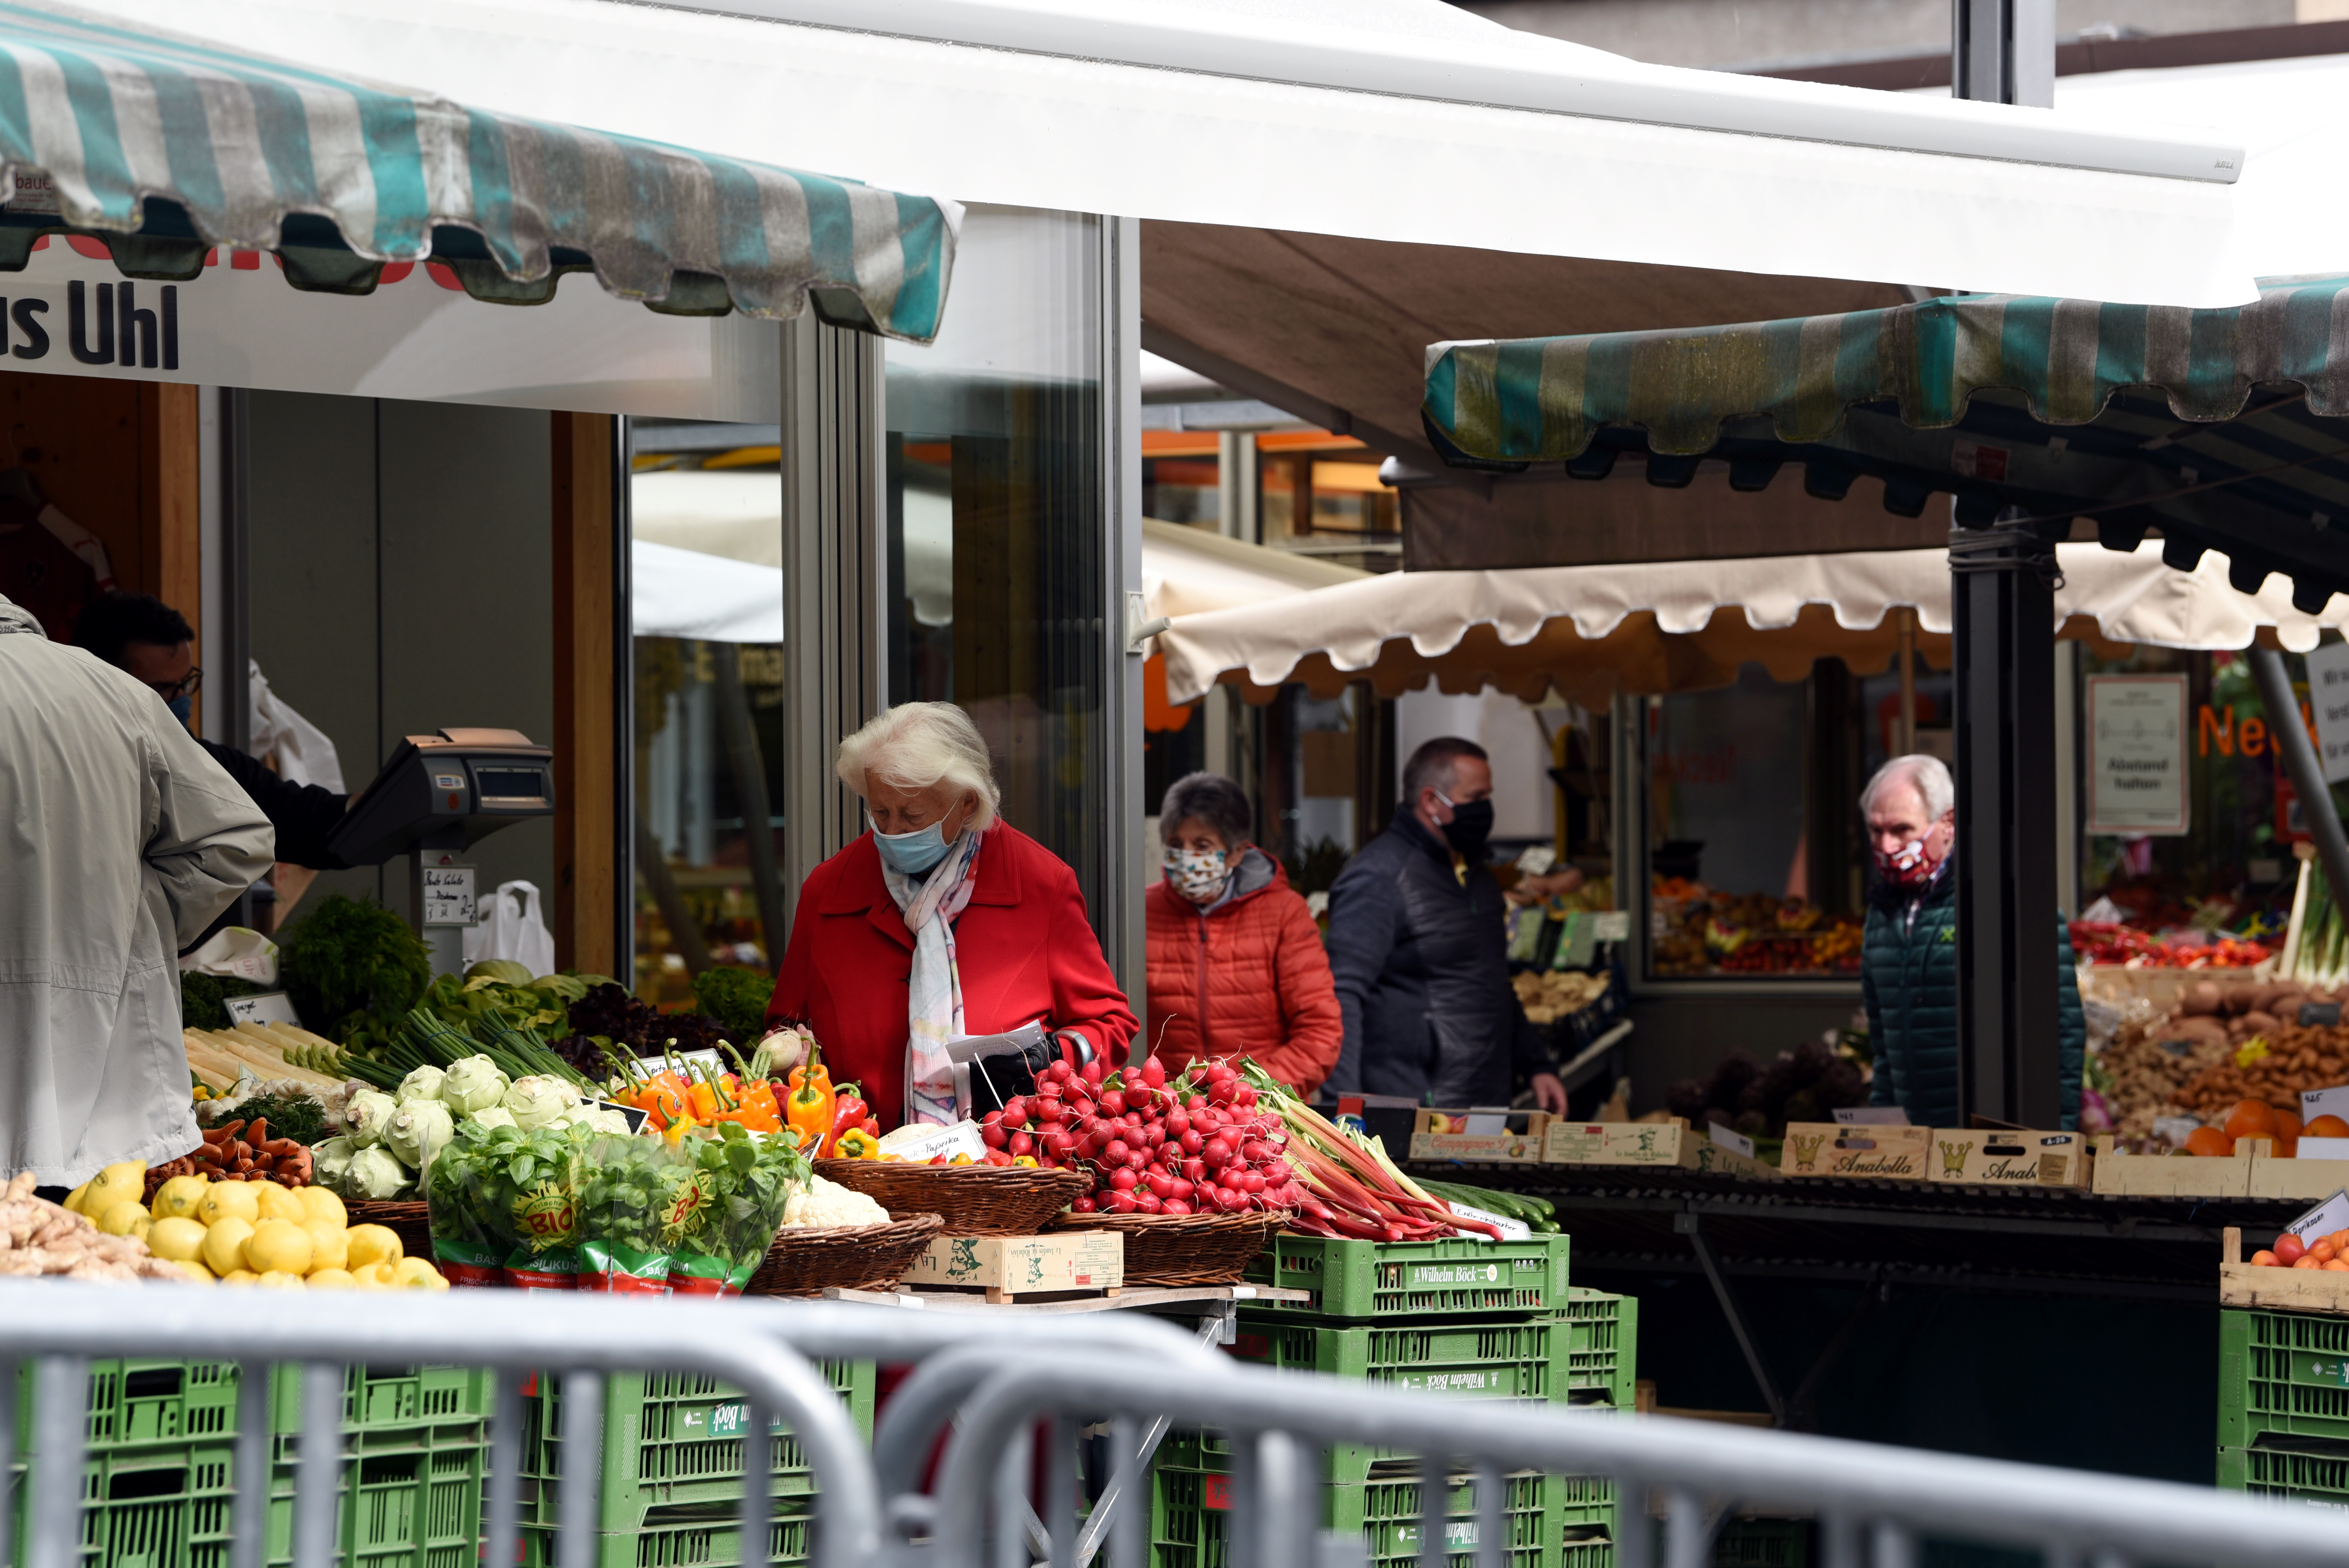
[{"x1": 0, "y1": 592, "x2": 274, "y2": 1190}]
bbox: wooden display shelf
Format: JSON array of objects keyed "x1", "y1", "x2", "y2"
[{"x1": 2220, "y1": 1225, "x2": 2349, "y2": 1314}]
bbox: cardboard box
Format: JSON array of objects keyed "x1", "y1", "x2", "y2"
[
  {"x1": 1409, "y1": 1108, "x2": 1551, "y2": 1165},
  {"x1": 1925, "y1": 1128, "x2": 2092, "y2": 1188},
  {"x1": 1542, "y1": 1120, "x2": 1775, "y2": 1180},
  {"x1": 909, "y1": 1232, "x2": 1124, "y2": 1302},
  {"x1": 2090, "y1": 1134, "x2": 2256, "y2": 1197},
  {"x1": 1777, "y1": 1123, "x2": 1931, "y2": 1180}
]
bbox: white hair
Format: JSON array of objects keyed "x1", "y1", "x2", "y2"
[
  {"x1": 1861, "y1": 754, "x2": 1955, "y2": 823},
  {"x1": 836, "y1": 702, "x2": 1001, "y2": 831}
]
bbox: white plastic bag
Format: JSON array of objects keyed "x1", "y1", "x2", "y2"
[
  {"x1": 176, "y1": 925, "x2": 280, "y2": 985},
  {"x1": 462, "y1": 880, "x2": 556, "y2": 977}
]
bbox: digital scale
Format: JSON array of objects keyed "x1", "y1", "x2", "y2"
[{"x1": 326, "y1": 727, "x2": 558, "y2": 976}]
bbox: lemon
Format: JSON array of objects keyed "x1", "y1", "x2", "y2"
[
  {"x1": 148, "y1": 1217, "x2": 208, "y2": 1262},
  {"x1": 79, "y1": 1161, "x2": 146, "y2": 1219},
  {"x1": 218, "y1": 1268, "x2": 262, "y2": 1287},
  {"x1": 305, "y1": 1268, "x2": 358, "y2": 1290},
  {"x1": 201, "y1": 1216, "x2": 255, "y2": 1277},
  {"x1": 303, "y1": 1220, "x2": 349, "y2": 1272},
  {"x1": 392, "y1": 1258, "x2": 448, "y2": 1292},
  {"x1": 350, "y1": 1261, "x2": 396, "y2": 1290},
  {"x1": 255, "y1": 1270, "x2": 305, "y2": 1291},
  {"x1": 98, "y1": 1201, "x2": 151, "y2": 1240},
  {"x1": 297, "y1": 1188, "x2": 348, "y2": 1228},
  {"x1": 63, "y1": 1177, "x2": 93, "y2": 1214},
  {"x1": 171, "y1": 1260, "x2": 216, "y2": 1286},
  {"x1": 344, "y1": 1225, "x2": 403, "y2": 1272},
  {"x1": 245, "y1": 1219, "x2": 314, "y2": 1276},
  {"x1": 253, "y1": 1183, "x2": 307, "y2": 1224},
  {"x1": 196, "y1": 1182, "x2": 261, "y2": 1228},
  {"x1": 150, "y1": 1175, "x2": 210, "y2": 1221}
]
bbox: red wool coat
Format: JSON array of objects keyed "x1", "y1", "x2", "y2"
[
  {"x1": 1142, "y1": 848, "x2": 1342, "y2": 1097},
  {"x1": 764, "y1": 823, "x2": 1139, "y2": 1131}
]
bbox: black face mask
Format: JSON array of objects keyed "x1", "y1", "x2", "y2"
[{"x1": 1438, "y1": 797, "x2": 1495, "y2": 858}]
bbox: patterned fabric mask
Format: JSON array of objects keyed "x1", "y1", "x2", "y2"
[
  {"x1": 1873, "y1": 837, "x2": 1939, "y2": 891},
  {"x1": 1165, "y1": 845, "x2": 1230, "y2": 905}
]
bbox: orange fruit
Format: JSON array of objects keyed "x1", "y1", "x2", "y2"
[
  {"x1": 2253, "y1": 1250, "x2": 2280, "y2": 1267},
  {"x1": 2279, "y1": 1111, "x2": 2305, "y2": 1143},
  {"x1": 2316, "y1": 1240, "x2": 2339, "y2": 1263},
  {"x1": 2308, "y1": 1115, "x2": 2349, "y2": 1140},
  {"x1": 2323, "y1": 1260, "x2": 2349, "y2": 1273},
  {"x1": 2184, "y1": 1126, "x2": 2236, "y2": 1158},
  {"x1": 2296, "y1": 1253, "x2": 2325, "y2": 1269},
  {"x1": 2225, "y1": 1100, "x2": 2279, "y2": 1142}
]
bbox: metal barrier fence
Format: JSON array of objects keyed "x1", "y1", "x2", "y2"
[{"x1": 4, "y1": 1280, "x2": 2344, "y2": 1568}]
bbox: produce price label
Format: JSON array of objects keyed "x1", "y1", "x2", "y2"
[
  {"x1": 2307, "y1": 641, "x2": 2349, "y2": 784},
  {"x1": 2286, "y1": 1188, "x2": 2349, "y2": 1241},
  {"x1": 2085, "y1": 675, "x2": 2189, "y2": 835},
  {"x1": 421, "y1": 864, "x2": 478, "y2": 927}
]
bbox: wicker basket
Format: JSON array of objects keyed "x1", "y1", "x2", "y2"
[
  {"x1": 814, "y1": 1160, "x2": 1085, "y2": 1237},
  {"x1": 1051, "y1": 1210, "x2": 1280, "y2": 1287},
  {"x1": 346, "y1": 1199, "x2": 433, "y2": 1262},
  {"x1": 745, "y1": 1213, "x2": 944, "y2": 1297}
]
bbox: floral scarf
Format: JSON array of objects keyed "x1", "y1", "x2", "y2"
[{"x1": 881, "y1": 825, "x2": 985, "y2": 1126}]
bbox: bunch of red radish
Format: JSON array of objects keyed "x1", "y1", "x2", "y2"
[{"x1": 978, "y1": 1055, "x2": 1301, "y2": 1216}]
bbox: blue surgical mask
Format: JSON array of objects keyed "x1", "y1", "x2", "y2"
[
  {"x1": 873, "y1": 817, "x2": 954, "y2": 876},
  {"x1": 167, "y1": 693, "x2": 193, "y2": 731}
]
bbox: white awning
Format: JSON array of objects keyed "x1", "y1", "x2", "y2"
[
  {"x1": 627, "y1": 473, "x2": 1355, "y2": 640},
  {"x1": 86, "y1": 0, "x2": 2258, "y2": 307},
  {"x1": 1156, "y1": 540, "x2": 2349, "y2": 707}
]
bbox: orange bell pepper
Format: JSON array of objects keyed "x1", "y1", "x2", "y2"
[
  {"x1": 687, "y1": 1071, "x2": 740, "y2": 1123},
  {"x1": 633, "y1": 1071, "x2": 690, "y2": 1131},
  {"x1": 728, "y1": 1079, "x2": 782, "y2": 1134},
  {"x1": 785, "y1": 1055, "x2": 835, "y2": 1152}
]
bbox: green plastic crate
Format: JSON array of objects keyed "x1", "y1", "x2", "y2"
[
  {"x1": 1227, "y1": 1316, "x2": 1563, "y2": 1400},
  {"x1": 1242, "y1": 1235, "x2": 1571, "y2": 1319},
  {"x1": 1713, "y1": 1518, "x2": 1814, "y2": 1568},
  {"x1": 522, "y1": 1501, "x2": 814, "y2": 1568},
  {"x1": 1556, "y1": 1290, "x2": 1637, "y2": 1411},
  {"x1": 2217, "y1": 1443, "x2": 2349, "y2": 1510},
  {"x1": 1151, "y1": 1462, "x2": 1572, "y2": 1568},
  {"x1": 517, "y1": 1363, "x2": 873, "y2": 1566},
  {"x1": 9, "y1": 1363, "x2": 487, "y2": 1568},
  {"x1": 2217, "y1": 1308, "x2": 2349, "y2": 1449}
]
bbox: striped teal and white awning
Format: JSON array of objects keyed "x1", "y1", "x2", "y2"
[
  {"x1": 1423, "y1": 278, "x2": 2349, "y2": 610},
  {"x1": 0, "y1": 2, "x2": 959, "y2": 339}
]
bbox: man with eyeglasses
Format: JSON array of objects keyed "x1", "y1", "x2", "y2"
[
  {"x1": 73, "y1": 594, "x2": 353, "y2": 943},
  {"x1": 0, "y1": 589, "x2": 274, "y2": 1195}
]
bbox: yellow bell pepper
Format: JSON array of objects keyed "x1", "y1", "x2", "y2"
[{"x1": 833, "y1": 1127, "x2": 881, "y2": 1160}]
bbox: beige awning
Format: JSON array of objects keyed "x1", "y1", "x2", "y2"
[
  {"x1": 1156, "y1": 541, "x2": 2349, "y2": 707},
  {"x1": 1142, "y1": 518, "x2": 1368, "y2": 621}
]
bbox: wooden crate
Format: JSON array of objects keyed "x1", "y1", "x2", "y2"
[
  {"x1": 2219, "y1": 1226, "x2": 2349, "y2": 1315},
  {"x1": 2089, "y1": 1134, "x2": 2259, "y2": 1197},
  {"x1": 2248, "y1": 1148, "x2": 2349, "y2": 1201},
  {"x1": 1543, "y1": 1121, "x2": 1775, "y2": 1180}
]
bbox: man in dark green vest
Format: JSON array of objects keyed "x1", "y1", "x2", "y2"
[{"x1": 1860, "y1": 754, "x2": 2083, "y2": 1129}]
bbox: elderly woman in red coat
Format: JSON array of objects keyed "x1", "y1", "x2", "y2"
[{"x1": 764, "y1": 702, "x2": 1137, "y2": 1132}]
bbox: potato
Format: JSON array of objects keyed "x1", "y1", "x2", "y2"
[
  {"x1": 2182, "y1": 981, "x2": 2224, "y2": 1016},
  {"x1": 2240, "y1": 1011, "x2": 2282, "y2": 1037}
]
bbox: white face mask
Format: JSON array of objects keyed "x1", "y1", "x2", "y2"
[{"x1": 1164, "y1": 845, "x2": 1230, "y2": 905}]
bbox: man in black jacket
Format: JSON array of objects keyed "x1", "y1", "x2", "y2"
[
  {"x1": 73, "y1": 594, "x2": 351, "y2": 935},
  {"x1": 1324, "y1": 736, "x2": 1568, "y2": 1111}
]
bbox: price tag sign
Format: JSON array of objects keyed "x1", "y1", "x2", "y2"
[
  {"x1": 2306, "y1": 642, "x2": 2349, "y2": 784},
  {"x1": 2287, "y1": 1188, "x2": 2349, "y2": 1241},
  {"x1": 1707, "y1": 1122, "x2": 1756, "y2": 1157},
  {"x1": 421, "y1": 864, "x2": 477, "y2": 927},
  {"x1": 1834, "y1": 1107, "x2": 1911, "y2": 1126},
  {"x1": 2304, "y1": 1085, "x2": 2349, "y2": 1124},
  {"x1": 224, "y1": 991, "x2": 301, "y2": 1026},
  {"x1": 1590, "y1": 911, "x2": 1631, "y2": 943},
  {"x1": 2305, "y1": 1003, "x2": 2344, "y2": 1028}
]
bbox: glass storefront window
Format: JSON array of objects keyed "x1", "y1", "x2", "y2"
[
  {"x1": 627, "y1": 421, "x2": 787, "y2": 1003},
  {"x1": 1640, "y1": 663, "x2": 1866, "y2": 982},
  {"x1": 882, "y1": 205, "x2": 1112, "y2": 919}
]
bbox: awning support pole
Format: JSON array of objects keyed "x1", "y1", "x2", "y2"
[
  {"x1": 1896, "y1": 608, "x2": 1918, "y2": 755},
  {"x1": 2247, "y1": 647, "x2": 2349, "y2": 931},
  {"x1": 1950, "y1": 513, "x2": 2064, "y2": 1128},
  {"x1": 1948, "y1": 0, "x2": 2058, "y2": 1128}
]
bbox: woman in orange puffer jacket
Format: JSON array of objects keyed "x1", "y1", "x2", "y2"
[{"x1": 1143, "y1": 772, "x2": 1343, "y2": 1096}]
